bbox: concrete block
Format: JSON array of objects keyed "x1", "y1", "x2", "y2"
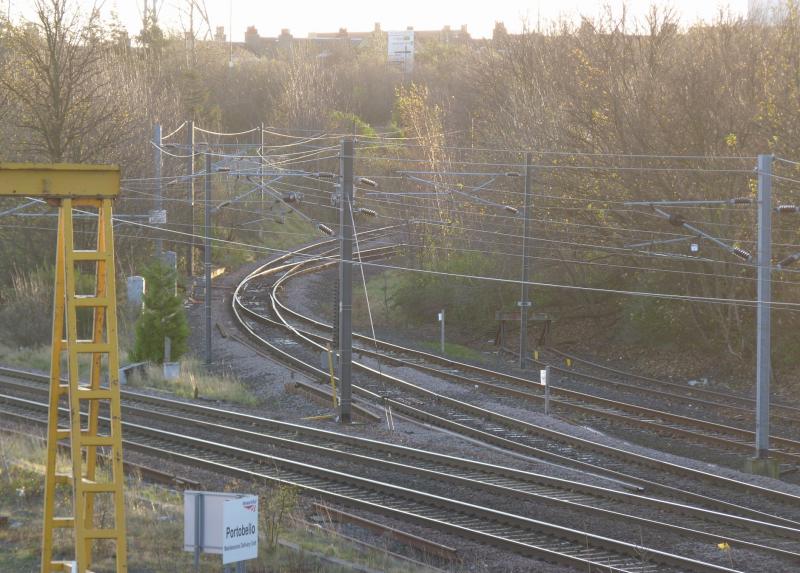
[{"x1": 744, "y1": 456, "x2": 781, "y2": 479}]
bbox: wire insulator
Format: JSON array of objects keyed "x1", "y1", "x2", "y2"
[
  {"x1": 777, "y1": 252, "x2": 800, "y2": 268},
  {"x1": 733, "y1": 247, "x2": 752, "y2": 261},
  {"x1": 317, "y1": 223, "x2": 334, "y2": 236},
  {"x1": 357, "y1": 177, "x2": 378, "y2": 188},
  {"x1": 504, "y1": 205, "x2": 519, "y2": 214},
  {"x1": 356, "y1": 208, "x2": 377, "y2": 217},
  {"x1": 668, "y1": 213, "x2": 686, "y2": 226},
  {"x1": 281, "y1": 192, "x2": 302, "y2": 203},
  {"x1": 776, "y1": 204, "x2": 800, "y2": 213},
  {"x1": 315, "y1": 171, "x2": 335, "y2": 179},
  {"x1": 729, "y1": 198, "x2": 752, "y2": 205},
  {"x1": 504, "y1": 171, "x2": 521, "y2": 177}
]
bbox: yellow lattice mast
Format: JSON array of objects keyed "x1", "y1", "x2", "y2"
[{"x1": 0, "y1": 164, "x2": 128, "y2": 573}]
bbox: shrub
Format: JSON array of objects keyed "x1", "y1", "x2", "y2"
[{"x1": 131, "y1": 261, "x2": 188, "y2": 364}]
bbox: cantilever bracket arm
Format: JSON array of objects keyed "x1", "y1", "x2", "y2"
[{"x1": 0, "y1": 163, "x2": 120, "y2": 198}]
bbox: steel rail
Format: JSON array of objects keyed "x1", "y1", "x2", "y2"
[
  {"x1": 263, "y1": 254, "x2": 800, "y2": 465},
  {"x1": 2, "y1": 371, "x2": 797, "y2": 559},
  {"x1": 544, "y1": 347, "x2": 800, "y2": 421},
  {"x1": 0, "y1": 391, "x2": 747, "y2": 573},
  {"x1": 232, "y1": 248, "x2": 800, "y2": 517}
]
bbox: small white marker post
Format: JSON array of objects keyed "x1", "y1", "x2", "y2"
[
  {"x1": 438, "y1": 309, "x2": 445, "y2": 355},
  {"x1": 540, "y1": 366, "x2": 551, "y2": 415}
]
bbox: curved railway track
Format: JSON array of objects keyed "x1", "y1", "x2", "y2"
[
  {"x1": 249, "y1": 242, "x2": 800, "y2": 471},
  {"x1": 2, "y1": 233, "x2": 798, "y2": 572},
  {"x1": 231, "y1": 239, "x2": 800, "y2": 526}
]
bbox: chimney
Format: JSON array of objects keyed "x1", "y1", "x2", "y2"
[{"x1": 374, "y1": 22, "x2": 381, "y2": 33}]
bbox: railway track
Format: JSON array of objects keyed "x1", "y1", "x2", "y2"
[
  {"x1": 3, "y1": 368, "x2": 800, "y2": 554},
  {"x1": 230, "y1": 241, "x2": 800, "y2": 527},
  {"x1": 3, "y1": 234, "x2": 795, "y2": 572},
  {"x1": 0, "y1": 388, "x2": 752, "y2": 573},
  {"x1": 254, "y1": 246, "x2": 800, "y2": 471},
  {"x1": 539, "y1": 346, "x2": 800, "y2": 425}
]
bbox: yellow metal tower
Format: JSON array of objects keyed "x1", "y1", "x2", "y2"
[{"x1": 0, "y1": 164, "x2": 128, "y2": 573}]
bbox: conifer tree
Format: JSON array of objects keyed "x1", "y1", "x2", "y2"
[{"x1": 132, "y1": 261, "x2": 188, "y2": 364}]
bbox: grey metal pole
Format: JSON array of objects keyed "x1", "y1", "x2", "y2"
[
  {"x1": 204, "y1": 153, "x2": 212, "y2": 366},
  {"x1": 154, "y1": 123, "x2": 163, "y2": 257},
  {"x1": 440, "y1": 309, "x2": 445, "y2": 354},
  {"x1": 338, "y1": 138, "x2": 354, "y2": 423},
  {"x1": 519, "y1": 152, "x2": 533, "y2": 368},
  {"x1": 260, "y1": 122, "x2": 265, "y2": 218},
  {"x1": 188, "y1": 120, "x2": 196, "y2": 277},
  {"x1": 544, "y1": 365, "x2": 551, "y2": 415},
  {"x1": 756, "y1": 154, "x2": 773, "y2": 458},
  {"x1": 193, "y1": 492, "x2": 203, "y2": 571}
]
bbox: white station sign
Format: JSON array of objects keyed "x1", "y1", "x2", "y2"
[
  {"x1": 222, "y1": 495, "x2": 259, "y2": 564},
  {"x1": 184, "y1": 491, "x2": 259, "y2": 565}
]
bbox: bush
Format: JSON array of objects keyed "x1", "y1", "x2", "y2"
[
  {"x1": 391, "y1": 252, "x2": 517, "y2": 336},
  {"x1": 131, "y1": 261, "x2": 189, "y2": 364},
  {"x1": 0, "y1": 267, "x2": 53, "y2": 347}
]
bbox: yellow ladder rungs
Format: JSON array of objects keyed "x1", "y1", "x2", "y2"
[
  {"x1": 84, "y1": 528, "x2": 120, "y2": 540},
  {"x1": 73, "y1": 296, "x2": 109, "y2": 308},
  {"x1": 58, "y1": 384, "x2": 70, "y2": 395},
  {"x1": 72, "y1": 251, "x2": 109, "y2": 261},
  {"x1": 72, "y1": 342, "x2": 111, "y2": 353},
  {"x1": 78, "y1": 436, "x2": 115, "y2": 447},
  {"x1": 76, "y1": 388, "x2": 112, "y2": 400},
  {"x1": 55, "y1": 429, "x2": 71, "y2": 440},
  {"x1": 48, "y1": 561, "x2": 77, "y2": 572},
  {"x1": 81, "y1": 480, "x2": 117, "y2": 493},
  {"x1": 51, "y1": 517, "x2": 75, "y2": 528},
  {"x1": 55, "y1": 473, "x2": 72, "y2": 485}
]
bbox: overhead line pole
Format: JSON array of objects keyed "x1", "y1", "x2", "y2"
[
  {"x1": 188, "y1": 120, "x2": 196, "y2": 276},
  {"x1": 755, "y1": 154, "x2": 773, "y2": 459},
  {"x1": 260, "y1": 121, "x2": 265, "y2": 222},
  {"x1": 519, "y1": 152, "x2": 533, "y2": 368},
  {"x1": 204, "y1": 153, "x2": 212, "y2": 365},
  {"x1": 338, "y1": 138, "x2": 354, "y2": 424},
  {"x1": 154, "y1": 123, "x2": 163, "y2": 257}
]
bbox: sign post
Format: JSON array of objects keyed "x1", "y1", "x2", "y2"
[
  {"x1": 438, "y1": 309, "x2": 445, "y2": 355},
  {"x1": 540, "y1": 366, "x2": 551, "y2": 415}
]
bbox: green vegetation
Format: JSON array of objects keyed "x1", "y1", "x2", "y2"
[
  {"x1": 131, "y1": 261, "x2": 189, "y2": 365},
  {"x1": 0, "y1": 344, "x2": 52, "y2": 372},
  {"x1": 419, "y1": 340, "x2": 487, "y2": 363},
  {"x1": 212, "y1": 211, "x2": 319, "y2": 271},
  {"x1": 127, "y1": 359, "x2": 258, "y2": 406},
  {"x1": 0, "y1": 429, "x2": 443, "y2": 572},
  {"x1": 390, "y1": 252, "x2": 517, "y2": 338}
]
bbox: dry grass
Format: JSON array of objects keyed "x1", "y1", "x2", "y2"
[
  {"x1": 127, "y1": 358, "x2": 259, "y2": 406},
  {"x1": 0, "y1": 427, "x2": 446, "y2": 573}
]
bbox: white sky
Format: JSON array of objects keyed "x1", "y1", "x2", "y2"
[{"x1": 7, "y1": 1, "x2": 750, "y2": 41}]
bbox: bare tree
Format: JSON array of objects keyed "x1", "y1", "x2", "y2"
[{"x1": 0, "y1": 0, "x2": 119, "y2": 162}]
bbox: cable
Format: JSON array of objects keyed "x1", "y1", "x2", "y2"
[
  {"x1": 194, "y1": 125, "x2": 261, "y2": 137},
  {"x1": 160, "y1": 121, "x2": 187, "y2": 141}
]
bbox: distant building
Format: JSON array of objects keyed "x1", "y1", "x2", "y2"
[
  {"x1": 241, "y1": 22, "x2": 475, "y2": 54},
  {"x1": 748, "y1": 0, "x2": 788, "y2": 23},
  {"x1": 214, "y1": 26, "x2": 226, "y2": 42}
]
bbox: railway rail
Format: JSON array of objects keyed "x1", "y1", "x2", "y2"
[
  {"x1": 3, "y1": 367, "x2": 800, "y2": 561},
  {"x1": 3, "y1": 233, "x2": 796, "y2": 572},
  {"x1": 252, "y1": 244, "x2": 800, "y2": 470},
  {"x1": 0, "y1": 389, "x2": 748, "y2": 573},
  {"x1": 230, "y1": 239, "x2": 800, "y2": 529}
]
